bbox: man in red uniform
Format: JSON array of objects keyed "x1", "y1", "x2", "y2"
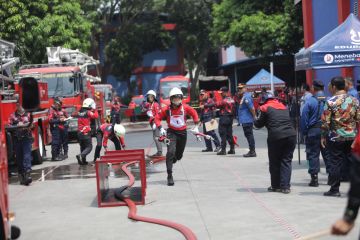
[
  {"x1": 199, "y1": 89, "x2": 221, "y2": 152},
  {"x1": 93, "y1": 123, "x2": 126, "y2": 162},
  {"x1": 216, "y1": 86, "x2": 236, "y2": 155},
  {"x1": 8, "y1": 102, "x2": 33, "y2": 185},
  {"x1": 155, "y1": 87, "x2": 200, "y2": 186},
  {"x1": 143, "y1": 90, "x2": 163, "y2": 157},
  {"x1": 73, "y1": 98, "x2": 99, "y2": 165},
  {"x1": 49, "y1": 97, "x2": 68, "y2": 161}
]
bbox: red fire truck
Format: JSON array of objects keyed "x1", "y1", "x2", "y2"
[
  {"x1": 1, "y1": 40, "x2": 51, "y2": 165},
  {"x1": 159, "y1": 75, "x2": 190, "y2": 107},
  {"x1": 18, "y1": 47, "x2": 105, "y2": 138}
]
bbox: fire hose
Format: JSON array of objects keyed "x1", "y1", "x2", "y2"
[{"x1": 118, "y1": 161, "x2": 198, "y2": 240}]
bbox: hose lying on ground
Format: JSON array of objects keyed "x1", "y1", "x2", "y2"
[{"x1": 118, "y1": 161, "x2": 198, "y2": 240}]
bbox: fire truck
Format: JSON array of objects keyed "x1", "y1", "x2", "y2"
[
  {"x1": 159, "y1": 75, "x2": 190, "y2": 107},
  {"x1": 1, "y1": 40, "x2": 51, "y2": 165},
  {"x1": 18, "y1": 47, "x2": 105, "y2": 138}
]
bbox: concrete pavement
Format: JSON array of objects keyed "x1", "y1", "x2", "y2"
[{"x1": 9, "y1": 126, "x2": 359, "y2": 240}]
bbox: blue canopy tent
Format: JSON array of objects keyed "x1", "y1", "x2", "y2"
[
  {"x1": 295, "y1": 14, "x2": 360, "y2": 70},
  {"x1": 294, "y1": 13, "x2": 360, "y2": 163},
  {"x1": 246, "y1": 69, "x2": 285, "y2": 90}
]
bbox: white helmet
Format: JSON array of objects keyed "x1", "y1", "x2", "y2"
[
  {"x1": 169, "y1": 87, "x2": 183, "y2": 98},
  {"x1": 146, "y1": 90, "x2": 156, "y2": 99},
  {"x1": 82, "y1": 98, "x2": 96, "y2": 109},
  {"x1": 114, "y1": 124, "x2": 126, "y2": 137}
]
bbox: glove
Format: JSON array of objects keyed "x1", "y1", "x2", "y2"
[
  {"x1": 196, "y1": 135, "x2": 202, "y2": 142},
  {"x1": 159, "y1": 127, "x2": 166, "y2": 137},
  {"x1": 191, "y1": 126, "x2": 200, "y2": 134},
  {"x1": 152, "y1": 123, "x2": 157, "y2": 130},
  {"x1": 146, "y1": 110, "x2": 153, "y2": 118},
  {"x1": 121, "y1": 144, "x2": 126, "y2": 150},
  {"x1": 103, "y1": 146, "x2": 108, "y2": 152}
]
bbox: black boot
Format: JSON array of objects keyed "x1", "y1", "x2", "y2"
[
  {"x1": 62, "y1": 152, "x2": 68, "y2": 160},
  {"x1": 309, "y1": 174, "x2": 319, "y2": 187},
  {"x1": 52, "y1": 155, "x2": 62, "y2": 161},
  {"x1": 324, "y1": 190, "x2": 341, "y2": 197},
  {"x1": 18, "y1": 173, "x2": 26, "y2": 185},
  {"x1": 217, "y1": 149, "x2": 226, "y2": 155},
  {"x1": 167, "y1": 172, "x2": 174, "y2": 186},
  {"x1": 76, "y1": 154, "x2": 84, "y2": 165},
  {"x1": 227, "y1": 146, "x2": 235, "y2": 154},
  {"x1": 243, "y1": 149, "x2": 256, "y2": 158},
  {"x1": 214, "y1": 146, "x2": 221, "y2": 152},
  {"x1": 82, "y1": 156, "x2": 88, "y2": 165},
  {"x1": 25, "y1": 171, "x2": 32, "y2": 185}
]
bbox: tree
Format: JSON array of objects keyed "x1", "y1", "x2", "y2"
[
  {"x1": 0, "y1": 0, "x2": 92, "y2": 64},
  {"x1": 211, "y1": 0, "x2": 303, "y2": 57},
  {"x1": 165, "y1": 0, "x2": 215, "y2": 99},
  {"x1": 103, "y1": 0, "x2": 173, "y2": 94}
]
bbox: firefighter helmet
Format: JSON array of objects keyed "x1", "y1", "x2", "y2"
[
  {"x1": 82, "y1": 98, "x2": 96, "y2": 109},
  {"x1": 146, "y1": 90, "x2": 157, "y2": 99},
  {"x1": 114, "y1": 124, "x2": 126, "y2": 137},
  {"x1": 169, "y1": 87, "x2": 183, "y2": 106}
]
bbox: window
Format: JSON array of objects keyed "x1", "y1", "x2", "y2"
[{"x1": 42, "y1": 73, "x2": 75, "y2": 97}]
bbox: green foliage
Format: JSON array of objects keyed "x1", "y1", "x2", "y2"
[
  {"x1": 104, "y1": 1, "x2": 173, "y2": 80},
  {"x1": 0, "y1": 0, "x2": 92, "y2": 64},
  {"x1": 211, "y1": 0, "x2": 303, "y2": 57}
]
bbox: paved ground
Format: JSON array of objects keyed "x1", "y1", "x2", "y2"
[{"x1": 9, "y1": 125, "x2": 360, "y2": 240}]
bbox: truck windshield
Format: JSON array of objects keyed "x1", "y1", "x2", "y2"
[
  {"x1": 42, "y1": 73, "x2": 75, "y2": 97},
  {"x1": 160, "y1": 80, "x2": 189, "y2": 99},
  {"x1": 94, "y1": 86, "x2": 112, "y2": 101}
]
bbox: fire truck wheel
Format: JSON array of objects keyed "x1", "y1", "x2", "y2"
[{"x1": 32, "y1": 127, "x2": 44, "y2": 165}]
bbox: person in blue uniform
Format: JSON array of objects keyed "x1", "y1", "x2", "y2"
[
  {"x1": 300, "y1": 80, "x2": 329, "y2": 187},
  {"x1": 236, "y1": 84, "x2": 256, "y2": 157},
  {"x1": 346, "y1": 77, "x2": 359, "y2": 99}
]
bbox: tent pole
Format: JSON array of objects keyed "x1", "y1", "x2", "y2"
[{"x1": 295, "y1": 70, "x2": 301, "y2": 165}]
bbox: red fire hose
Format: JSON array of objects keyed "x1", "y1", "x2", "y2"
[{"x1": 120, "y1": 162, "x2": 198, "y2": 240}]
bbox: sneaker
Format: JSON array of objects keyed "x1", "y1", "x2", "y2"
[
  {"x1": 323, "y1": 190, "x2": 341, "y2": 197},
  {"x1": 167, "y1": 175, "x2": 174, "y2": 186},
  {"x1": 267, "y1": 186, "x2": 281, "y2": 192},
  {"x1": 202, "y1": 149, "x2": 213, "y2": 152},
  {"x1": 280, "y1": 189, "x2": 291, "y2": 194},
  {"x1": 227, "y1": 149, "x2": 235, "y2": 154},
  {"x1": 243, "y1": 151, "x2": 257, "y2": 158},
  {"x1": 217, "y1": 150, "x2": 226, "y2": 155}
]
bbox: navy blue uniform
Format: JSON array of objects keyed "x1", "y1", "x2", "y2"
[
  {"x1": 237, "y1": 92, "x2": 256, "y2": 152},
  {"x1": 200, "y1": 97, "x2": 220, "y2": 151},
  {"x1": 300, "y1": 91, "x2": 330, "y2": 175},
  {"x1": 216, "y1": 96, "x2": 235, "y2": 152}
]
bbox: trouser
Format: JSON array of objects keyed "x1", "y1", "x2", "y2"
[
  {"x1": 328, "y1": 140, "x2": 353, "y2": 192},
  {"x1": 166, "y1": 129, "x2": 187, "y2": 174},
  {"x1": 51, "y1": 127, "x2": 61, "y2": 158},
  {"x1": 60, "y1": 127, "x2": 68, "y2": 155},
  {"x1": 111, "y1": 112, "x2": 121, "y2": 125},
  {"x1": 218, "y1": 120, "x2": 233, "y2": 150},
  {"x1": 14, "y1": 137, "x2": 32, "y2": 174},
  {"x1": 153, "y1": 128, "x2": 163, "y2": 153},
  {"x1": 93, "y1": 131, "x2": 121, "y2": 161},
  {"x1": 242, "y1": 123, "x2": 255, "y2": 151},
  {"x1": 78, "y1": 132, "x2": 93, "y2": 160},
  {"x1": 268, "y1": 136, "x2": 296, "y2": 190},
  {"x1": 306, "y1": 132, "x2": 330, "y2": 175},
  {"x1": 202, "y1": 121, "x2": 220, "y2": 150}
]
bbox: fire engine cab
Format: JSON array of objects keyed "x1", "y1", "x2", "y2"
[{"x1": 18, "y1": 47, "x2": 105, "y2": 138}]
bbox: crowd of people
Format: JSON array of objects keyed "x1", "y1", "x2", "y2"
[{"x1": 7, "y1": 76, "x2": 360, "y2": 237}]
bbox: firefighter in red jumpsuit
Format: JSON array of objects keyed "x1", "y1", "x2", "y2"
[
  {"x1": 49, "y1": 97, "x2": 68, "y2": 161},
  {"x1": 8, "y1": 102, "x2": 33, "y2": 185},
  {"x1": 155, "y1": 87, "x2": 200, "y2": 186},
  {"x1": 216, "y1": 86, "x2": 235, "y2": 155},
  {"x1": 73, "y1": 98, "x2": 99, "y2": 165},
  {"x1": 143, "y1": 90, "x2": 163, "y2": 157},
  {"x1": 93, "y1": 123, "x2": 126, "y2": 162}
]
